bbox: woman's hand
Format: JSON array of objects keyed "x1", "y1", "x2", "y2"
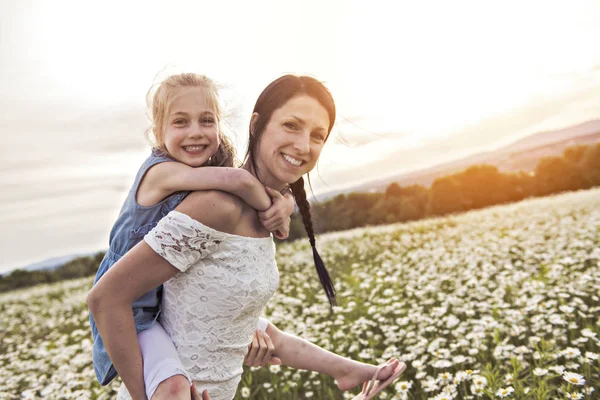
[
  {"x1": 244, "y1": 329, "x2": 282, "y2": 367},
  {"x1": 258, "y1": 187, "x2": 294, "y2": 240},
  {"x1": 191, "y1": 383, "x2": 211, "y2": 400}
]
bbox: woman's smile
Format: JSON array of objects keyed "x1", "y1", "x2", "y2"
[{"x1": 281, "y1": 153, "x2": 305, "y2": 168}]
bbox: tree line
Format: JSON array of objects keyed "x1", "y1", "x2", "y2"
[
  {"x1": 2, "y1": 141, "x2": 599, "y2": 292},
  {"x1": 287, "y1": 142, "x2": 600, "y2": 240},
  {"x1": 0, "y1": 253, "x2": 105, "y2": 293}
]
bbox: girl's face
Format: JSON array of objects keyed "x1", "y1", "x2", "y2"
[
  {"x1": 163, "y1": 87, "x2": 220, "y2": 167},
  {"x1": 253, "y1": 95, "x2": 330, "y2": 189}
]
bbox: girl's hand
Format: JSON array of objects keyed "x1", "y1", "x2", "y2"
[
  {"x1": 244, "y1": 329, "x2": 282, "y2": 367},
  {"x1": 258, "y1": 187, "x2": 294, "y2": 240}
]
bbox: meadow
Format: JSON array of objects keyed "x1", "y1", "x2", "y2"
[{"x1": 1, "y1": 189, "x2": 598, "y2": 399}]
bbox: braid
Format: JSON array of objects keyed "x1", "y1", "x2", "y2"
[{"x1": 290, "y1": 176, "x2": 337, "y2": 307}]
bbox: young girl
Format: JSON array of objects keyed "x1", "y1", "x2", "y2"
[{"x1": 89, "y1": 73, "x2": 295, "y2": 397}]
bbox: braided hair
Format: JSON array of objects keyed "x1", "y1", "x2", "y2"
[
  {"x1": 290, "y1": 176, "x2": 336, "y2": 307},
  {"x1": 243, "y1": 75, "x2": 337, "y2": 307}
]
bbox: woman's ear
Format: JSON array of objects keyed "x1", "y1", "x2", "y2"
[{"x1": 249, "y1": 113, "x2": 260, "y2": 136}]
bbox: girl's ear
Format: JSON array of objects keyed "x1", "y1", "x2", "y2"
[{"x1": 249, "y1": 112, "x2": 260, "y2": 136}]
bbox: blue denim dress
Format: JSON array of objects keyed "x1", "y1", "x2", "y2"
[{"x1": 90, "y1": 149, "x2": 189, "y2": 385}]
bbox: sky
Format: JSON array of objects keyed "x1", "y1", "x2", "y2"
[{"x1": 1, "y1": 0, "x2": 600, "y2": 272}]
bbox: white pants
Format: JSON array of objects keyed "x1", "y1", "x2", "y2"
[
  {"x1": 117, "y1": 322, "x2": 191, "y2": 399},
  {"x1": 117, "y1": 317, "x2": 269, "y2": 400}
]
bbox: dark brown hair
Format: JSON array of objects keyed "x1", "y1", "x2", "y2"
[{"x1": 244, "y1": 75, "x2": 337, "y2": 307}]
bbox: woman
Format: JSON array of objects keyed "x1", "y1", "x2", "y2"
[{"x1": 88, "y1": 75, "x2": 406, "y2": 400}]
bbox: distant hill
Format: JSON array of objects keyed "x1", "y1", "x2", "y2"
[
  {"x1": 316, "y1": 119, "x2": 600, "y2": 199},
  {"x1": 2, "y1": 252, "x2": 99, "y2": 277},
  {"x1": 11, "y1": 121, "x2": 600, "y2": 275},
  {"x1": 500, "y1": 119, "x2": 600, "y2": 153}
]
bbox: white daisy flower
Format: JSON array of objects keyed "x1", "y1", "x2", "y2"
[
  {"x1": 562, "y1": 347, "x2": 581, "y2": 359},
  {"x1": 565, "y1": 392, "x2": 583, "y2": 400},
  {"x1": 269, "y1": 364, "x2": 281, "y2": 374},
  {"x1": 395, "y1": 381, "x2": 412, "y2": 392},
  {"x1": 562, "y1": 371, "x2": 586, "y2": 386},
  {"x1": 496, "y1": 386, "x2": 514, "y2": 398}
]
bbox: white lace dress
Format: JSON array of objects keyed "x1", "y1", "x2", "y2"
[{"x1": 121, "y1": 210, "x2": 280, "y2": 400}]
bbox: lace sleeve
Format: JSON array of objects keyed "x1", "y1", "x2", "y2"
[{"x1": 144, "y1": 211, "x2": 226, "y2": 273}]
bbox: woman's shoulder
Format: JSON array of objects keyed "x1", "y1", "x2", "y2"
[{"x1": 175, "y1": 190, "x2": 244, "y2": 234}]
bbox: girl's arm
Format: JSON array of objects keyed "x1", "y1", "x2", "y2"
[
  {"x1": 137, "y1": 162, "x2": 271, "y2": 211},
  {"x1": 258, "y1": 187, "x2": 295, "y2": 239}
]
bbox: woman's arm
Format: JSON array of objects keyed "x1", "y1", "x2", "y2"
[
  {"x1": 88, "y1": 191, "x2": 242, "y2": 399},
  {"x1": 137, "y1": 162, "x2": 271, "y2": 211},
  {"x1": 87, "y1": 242, "x2": 181, "y2": 400}
]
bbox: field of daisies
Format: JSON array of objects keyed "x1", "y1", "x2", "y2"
[{"x1": 1, "y1": 188, "x2": 599, "y2": 399}]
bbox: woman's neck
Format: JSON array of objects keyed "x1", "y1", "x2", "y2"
[{"x1": 241, "y1": 160, "x2": 286, "y2": 192}]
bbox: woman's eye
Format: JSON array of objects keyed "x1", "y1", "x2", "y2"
[
  {"x1": 173, "y1": 119, "x2": 186, "y2": 125},
  {"x1": 312, "y1": 133, "x2": 325, "y2": 142},
  {"x1": 201, "y1": 118, "x2": 215, "y2": 124},
  {"x1": 284, "y1": 122, "x2": 298, "y2": 130}
]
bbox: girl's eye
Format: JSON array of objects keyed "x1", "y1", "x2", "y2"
[
  {"x1": 173, "y1": 119, "x2": 187, "y2": 125},
  {"x1": 201, "y1": 118, "x2": 215, "y2": 124}
]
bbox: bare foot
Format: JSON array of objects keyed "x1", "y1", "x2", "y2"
[{"x1": 334, "y1": 358, "x2": 401, "y2": 392}]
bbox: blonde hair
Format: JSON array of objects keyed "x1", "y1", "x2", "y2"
[{"x1": 146, "y1": 73, "x2": 236, "y2": 167}]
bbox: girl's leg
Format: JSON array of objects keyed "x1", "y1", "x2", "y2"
[
  {"x1": 138, "y1": 322, "x2": 192, "y2": 400},
  {"x1": 265, "y1": 323, "x2": 401, "y2": 392}
]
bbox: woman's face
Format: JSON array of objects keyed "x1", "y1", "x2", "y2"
[{"x1": 253, "y1": 95, "x2": 330, "y2": 189}]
